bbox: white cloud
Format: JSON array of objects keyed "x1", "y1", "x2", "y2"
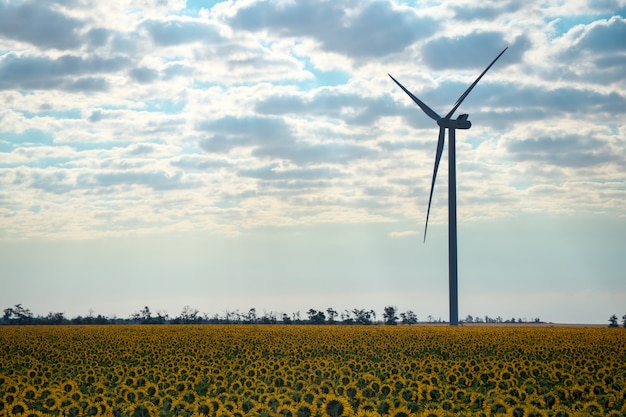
[{"x1": 0, "y1": 0, "x2": 622, "y2": 243}]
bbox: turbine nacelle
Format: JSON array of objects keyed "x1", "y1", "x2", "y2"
[{"x1": 437, "y1": 115, "x2": 471, "y2": 130}]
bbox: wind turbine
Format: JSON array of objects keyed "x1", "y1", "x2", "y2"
[{"x1": 389, "y1": 47, "x2": 507, "y2": 326}]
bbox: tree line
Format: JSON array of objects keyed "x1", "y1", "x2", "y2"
[
  {"x1": 2, "y1": 303, "x2": 547, "y2": 326},
  {"x1": 608, "y1": 314, "x2": 626, "y2": 328}
]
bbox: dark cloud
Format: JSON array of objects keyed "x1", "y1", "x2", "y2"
[
  {"x1": 0, "y1": 1, "x2": 84, "y2": 50},
  {"x1": 31, "y1": 171, "x2": 74, "y2": 194},
  {"x1": 125, "y1": 144, "x2": 155, "y2": 156},
  {"x1": 0, "y1": 54, "x2": 128, "y2": 91},
  {"x1": 130, "y1": 67, "x2": 159, "y2": 84},
  {"x1": 256, "y1": 90, "x2": 399, "y2": 126},
  {"x1": 505, "y1": 134, "x2": 621, "y2": 167},
  {"x1": 86, "y1": 171, "x2": 199, "y2": 191},
  {"x1": 199, "y1": 115, "x2": 293, "y2": 138},
  {"x1": 142, "y1": 18, "x2": 223, "y2": 46},
  {"x1": 480, "y1": 83, "x2": 626, "y2": 119},
  {"x1": 422, "y1": 32, "x2": 529, "y2": 70},
  {"x1": 66, "y1": 77, "x2": 110, "y2": 92},
  {"x1": 238, "y1": 163, "x2": 342, "y2": 180},
  {"x1": 229, "y1": 0, "x2": 437, "y2": 58},
  {"x1": 258, "y1": 179, "x2": 332, "y2": 190},
  {"x1": 162, "y1": 63, "x2": 194, "y2": 79},
  {"x1": 252, "y1": 141, "x2": 374, "y2": 165},
  {"x1": 452, "y1": 1, "x2": 524, "y2": 21},
  {"x1": 170, "y1": 156, "x2": 231, "y2": 171},
  {"x1": 363, "y1": 186, "x2": 394, "y2": 197},
  {"x1": 88, "y1": 111, "x2": 105, "y2": 123},
  {"x1": 198, "y1": 116, "x2": 294, "y2": 153},
  {"x1": 198, "y1": 115, "x2": 373, "y2": 165},
  {"x1": 86, "y1": 28, "x2": 112, "y2": 48}
]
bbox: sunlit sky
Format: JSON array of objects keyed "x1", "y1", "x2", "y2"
[{"x1": 1, "y1": 0, "x2": 625, "y2": 323}]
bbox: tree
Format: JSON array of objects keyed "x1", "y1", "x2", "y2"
[
  {"x1": 400, "y1": 310, "x2": 418, "y2": 325},
  {"x1": 45, "y1": 312, "x2": 66, "y2": 324},
  {"x1": 623, "y1": 314, "x2": 626, "y2": 328},
  {"x1": 3, "y1": 304, "x2": 33, "y2": 324},
  {"x1": 383, "y1": 306, "x2": 399, "y2": 325},
  {"x1": 3, "y1": 307, "x2": 14, "y2": 322},
  {"x1": 140, "y1": 306, "x2": 152, "y2": 323},
  {"x1": 292, "y1": 311, "x2": 301, "y2": 324},
  {"x1": 609, "y1": 314, "x2": 619, "y2": 328},
  {"x1": 155, "y1": 310, "x2": 169, "y2": 324},
  {"x1": 352, "y1": 309, "x2": 373, "y2": 325},
  {"x1": 179, "y1": 305, "x2": 199, "y2": 324},
  {"x1": 307, "y1": 309, "x2": 326, "y2": 324},
  {"x1": 326, "y1": 308, "x2": 337, "y2": 324},
  {"x1": 464, "y1": 315, "x2": 474, "y2": 323},
  {"x1": 260, "y1": 310, "x2": 277, "y2": 324},
  {"x1": 341, "y1": 310, "x2": 353, "y2": 324},
  {"x1": 244, "y1": 308, "x2": 257, "y2": 324}
]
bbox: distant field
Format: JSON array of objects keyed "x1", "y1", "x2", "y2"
[{"x1": 1, "y1": 325, "x2": 624, "y2": 417}]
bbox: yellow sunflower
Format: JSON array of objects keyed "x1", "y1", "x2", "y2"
[
  {"x1": 8, "y1": 400, "x2": 28, "y2": 416},
  {"x1": 318, "y1": 394, "x2": 354, "y2": 417}
]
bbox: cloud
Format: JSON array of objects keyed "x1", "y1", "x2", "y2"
[
  {"x1": 504, "y1": 134, "x2": 622, "y2": 167},
  {"x1": 130, "y1": 67, "x2": 159, "y2": 84},
  {"x1": 422, "y1": 32, "x2": 530, "y2": 70},
  {"x1": 451, "y1": 1, "x2": 524, "y2": 21},
  {"x1": 170, "y1": 156, "x2": 231, "y2": 171},
  {"x1": 142, "y1": 18, "x2": 224, "y2": 46},
  {"x1": 567, "y1": 16, "x2": 626, "y2": 54},
  {"x1": 555, "y1": 16, "x2": 626, "y2": 84},
  {"x1": 0, "y1": 1, "x2": 84, "y2": 50},
  {"x1": 238, "y1": 163, "x2": 343, "y2": 181},
  {"x1": 0, "y1": 54, "x2": 128, "y2": 91},
  {"x1": 84, "y1": 171, "x2": 200, "y2": 191},
  {"x1": 252, "y1": 141, "x2": 375, "y2": 166},
  {"x1": 198, "y1": 115, "x2": 294, "y2": 153},
  {"x1": 255, "y1": 89, "x2": 400, "y2": 126},
  {"x1": 228, "y1": 0, "x2": 438, "y2": 59},
  {"x1": 30, "y1": 170, "x2": 75, "y2": 194},
  {"x1": 198, "y1": 113, "x2": 374, "y2": 165}
]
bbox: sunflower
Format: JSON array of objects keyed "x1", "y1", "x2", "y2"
[
  {"x1": 380, "y1": 384, "x2": 392, "y2": 397},
  {"x1": 354, "y1": 410, "x2": 378, "y2": 417},
  {"x1": 3, "y1": 393, "x2": 16, "y2": 405},
  {"x1": 8, "y1": 401, "x2": 28, "y2": 416},
  {"x1": 295, "y1": 403, "x2": 313, "y2": 417},
  {"x1": 276, "y1": 403, "x2": 297, "y2": 417},
  {"x1": 318, "y1": 394, "x2": 353, "y2": 417},
  {"x1": 420, "y1": 409, "x2": 446, "y2": 417},
  {"x1": 389, "y1": 406, "x2": 414, "y2": 417},
  {"x1": 251, "y1": 403, "x2": 274, "y2": 417},
  {"x1": 62, "y1": 403, "x2": 82, "y2": 417}
]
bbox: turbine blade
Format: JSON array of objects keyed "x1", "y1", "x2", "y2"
[
  {"x1": 444, "y1": 47, "x2": 508, "y2": 119},
  {"x1": 424, "y1": 126, "x2": 446, "y2": 242},
  {"x1": 388, "y1": 73, "x2": 441, "y2": 121}
]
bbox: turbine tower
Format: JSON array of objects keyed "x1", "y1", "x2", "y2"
[{"x1": 389, "y1": 47, "x2": 507, "y2": 326}]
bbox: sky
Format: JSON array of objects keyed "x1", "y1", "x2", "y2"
[{"x1": 1, "y1": 0, "x2": 625, "y2": 324}]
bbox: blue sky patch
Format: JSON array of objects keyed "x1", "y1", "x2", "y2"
[{"x1": 0, "y1": 129, "x2": 54, "y2": 146}]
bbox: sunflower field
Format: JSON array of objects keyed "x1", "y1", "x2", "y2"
[{"x1": 1, "y1": 325, "x2": 624, "y2": 417}]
